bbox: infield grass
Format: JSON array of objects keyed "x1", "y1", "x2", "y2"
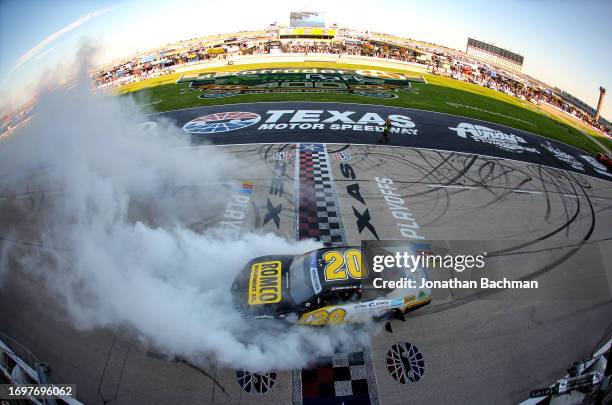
[{"x1": 117, "y1": 61, "x2": 611, "y2": 154}]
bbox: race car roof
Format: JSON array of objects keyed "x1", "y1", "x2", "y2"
[
  {"x1": 313, "y1": 246, "x2": 365, "y2": 292},
  {"x1": 313, "y1": 243, "x2": 434, "y2": 293}
]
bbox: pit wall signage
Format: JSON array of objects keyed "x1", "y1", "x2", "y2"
[{"x1": 176, "y1": 68, "x2": 425, "y2": 99}]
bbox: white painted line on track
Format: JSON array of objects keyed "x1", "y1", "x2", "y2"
[
  {"x1": 426, "y1": 184, "x2": 475, "y2": 190},
  {"x1": 513, "y1": 190, "x2": 543, "y2": 195}
]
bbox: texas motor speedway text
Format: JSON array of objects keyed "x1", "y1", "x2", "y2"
[{"x1": 256, "y1": 110, "x2": 419, "y2": 135}]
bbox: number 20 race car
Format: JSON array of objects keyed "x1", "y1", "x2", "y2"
[{"x1": 231, "y1": 245, "x2": 432, "y2": 326}]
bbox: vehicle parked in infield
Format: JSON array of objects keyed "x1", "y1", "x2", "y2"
[{"x1": 231, "y1": 245, "x2": 432, "y2": 325}]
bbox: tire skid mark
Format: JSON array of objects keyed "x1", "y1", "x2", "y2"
[
  {"x1": 538, "y1": 166, "x2": 552, "y2": 222},
  {"x1": 411, "y1": 165, "x2": 600, "y2": 317}
]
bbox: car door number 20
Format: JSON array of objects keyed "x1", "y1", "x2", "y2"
[
  {"x1": 323, "y1": 249, "x2": 367, "y2": 281},
  {"x1": 301, "y1": 307, "x2": 347, "y2": 325}
]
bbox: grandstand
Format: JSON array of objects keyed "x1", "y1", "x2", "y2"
[{"x1": 466, "y1": 37, "x2": 524, "y2": 73}]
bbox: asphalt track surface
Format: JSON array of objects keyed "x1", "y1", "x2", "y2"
[
  {"x1": 150, "y1": 102, "x2": 612, "y2": 182},
  {"x1": 1, "y1": 104, "x2": 612, "y2": 405}
]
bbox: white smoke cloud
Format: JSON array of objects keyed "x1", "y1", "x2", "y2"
[{"x1": 0, "y1": 46, "x2": 371, "y2": 371}]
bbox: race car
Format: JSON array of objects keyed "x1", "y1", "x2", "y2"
[
  {"x1": 231, "y1": 245, "x2": 432, "y2": 326},
  {"x1": 596, "y1": 153, "x2": 612, "y2": 170}
]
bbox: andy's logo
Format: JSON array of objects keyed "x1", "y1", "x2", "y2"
[{"x1": 449, "y1": 122, "x2": 539, "y2": 154}]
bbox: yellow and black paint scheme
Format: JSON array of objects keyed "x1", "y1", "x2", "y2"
[
  {"x1": 231, "y1": 255, "x2": 296, "y2": 318},
  {"x1": 297, "y1": 296, "x2": 432, "y2": 326},
  {"x1": 231, "y1": 246, "x2": 432, "y2": 325},
  {"x1": 248, "y1": 260, "x2": 282, "y2": 305},
  {"x1": 298, "y1": 306, "x2": 348, "y2": 326}
]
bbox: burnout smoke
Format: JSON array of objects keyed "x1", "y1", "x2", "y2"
[{"x1": 0, "y1": 49, "x2": 370, "y2": 371}]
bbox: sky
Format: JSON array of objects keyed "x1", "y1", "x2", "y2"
[{"x1": 0, "y1": 0, "x2": 610, "y2": 119}]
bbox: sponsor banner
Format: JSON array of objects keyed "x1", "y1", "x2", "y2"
[
  {"x1": 155, "y1": 102, "x2": 612, "y2": 182},
  {"x1": 183, "y1": 111, "x2": 261, "y2": 134},
  {"x1": 257, "y1": 109, "x2": 418, "y2": 135},
  {"x1": 182, "y1": 109, "x2": 419, "y2": 135},
  {"x1": 248, "y1": 260, "x2": 282, "y2": 305},
  {"x1": 580, "y1": 155, "x2": 612, "y2": 178},
  {"x1": 449, "y1": 122, "x2": 540, "y2": 154},
  {"x1": 310, "y1": 254, "x2": 322, "y2": 294},
  {"x1": 177, "y1": 68, "x2": 424, "y2": 99},
  {"x1": 541, "y1": 141, "x2": 585, "y2": 171}
]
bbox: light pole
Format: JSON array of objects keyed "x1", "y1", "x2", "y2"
[{"x1": 594, "y1": 86, "x2": 606, "y2": 123}]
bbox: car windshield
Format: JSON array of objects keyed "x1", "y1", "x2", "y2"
[{"x1": 289, "y1": 254, "x2": 316, "y2": 304}]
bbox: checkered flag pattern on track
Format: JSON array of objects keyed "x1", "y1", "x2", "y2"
[
  {"x1": 301, "y1": 351, "x2": 372, "y2": 405},
  {"x1": 297, "y1": 144, "x2": 345, "y2": 244}
]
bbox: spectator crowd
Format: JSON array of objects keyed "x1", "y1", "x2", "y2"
[{"x1": 92, "y1": 33, "x2": 610, "y2": 136}]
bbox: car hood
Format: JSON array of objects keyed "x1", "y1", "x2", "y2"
[{"x1": 231, "y1": 255, "x2": 295, "y2": 317}]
